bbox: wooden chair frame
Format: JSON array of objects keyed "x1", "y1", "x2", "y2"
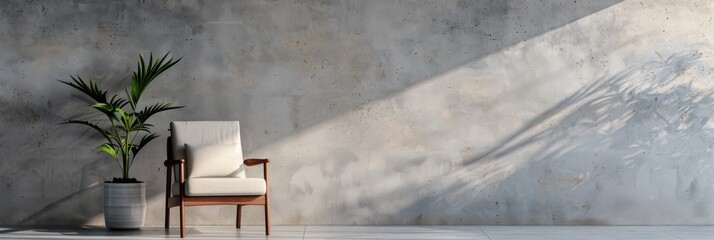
[{"x1": 164, "y1": 137, "x2": 270, "y2": 238}]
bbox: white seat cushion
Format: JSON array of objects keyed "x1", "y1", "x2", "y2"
[
  {"x1": 186, "y1": 143, "x2": 245, "y2": 178},
  {"x1": 172, "y1": 177, "x2": 266, "y2": 196}
]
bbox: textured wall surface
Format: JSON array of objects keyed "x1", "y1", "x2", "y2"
[{"x1": 3, "y1": 0, "x2": 714, "y2": 226}]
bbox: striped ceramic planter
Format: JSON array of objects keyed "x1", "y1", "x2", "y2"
[{"x1": 104, "y1": 182, "x2": 146, "y2": 229}]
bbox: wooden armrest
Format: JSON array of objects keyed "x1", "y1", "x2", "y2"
[
  {"x1": 164, "y1": 159, "x2": 185, "y2": 166},
  {"x1": 244, "y1": 158, "x2": 269, "y2": 166}
]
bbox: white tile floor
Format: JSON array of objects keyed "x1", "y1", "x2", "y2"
[{"x1": 1, "y1": 225, "x2": 714, "y2": 239}]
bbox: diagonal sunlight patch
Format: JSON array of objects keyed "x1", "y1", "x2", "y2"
[
  {"x1": 222, "y1": 4, "x2": 677, "y2": 224},
  {"x1": 239, "y1": 38, "x2": 714, "y2": 228}
]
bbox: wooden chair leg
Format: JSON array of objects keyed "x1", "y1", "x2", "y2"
[
  {"x1": 165, "y1": 203, "x2": 170, "y2": 228},
  {"x1": 180, "y1": 201, "x2": 185, "y2": 238},
  {"x1": 264, "y1": 201, "x2": 270, "y2": 235},
  {"x1": 236, "y1": 205, "x2": 242, "y2": 228}
]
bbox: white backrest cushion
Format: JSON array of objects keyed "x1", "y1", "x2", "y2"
[
  {"x1": 185, "y1": 144, "x2": 246, "y2": 178},
  {"x1": 170, "y1": 121, "x2": 245, "y2": 179}
]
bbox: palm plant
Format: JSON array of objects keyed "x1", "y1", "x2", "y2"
[{"x1": 60, "y1": 53, "x2": 183, "y2": 181}]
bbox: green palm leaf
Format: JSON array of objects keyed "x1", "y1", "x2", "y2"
[
  {"x1": 131, "y1": 133, "x2": 158, "y2": 156},
  {"x1": 136, "y1": 102, "x2": 184, "y2": 124},
  {"x1": 58, "y1": 76, "x2": 108, "y2": 103},
  {"x1": 60, "y1": 52, "x2": 182, "y2": 180},
  {"x1": 127, "y1": 52, "x2": 182, "y2": 109},
  {"x1": 62, "y1": 120, "x2": 113, "y2": 143},
  {"x1": 98, "y1": 143, "x2": 119, "y2": 159}
]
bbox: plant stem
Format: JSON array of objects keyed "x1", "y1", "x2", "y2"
[{"x1": 108, "y1": 115, "x2": 125, "y2": 179}]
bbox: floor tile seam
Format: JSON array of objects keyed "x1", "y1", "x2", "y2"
[
  {"x1": 655, "y1": 226, "x2": 686, "y2": 240},
  {"x1": 477, "y1": 225, "x2": 493, "y2": 240}
]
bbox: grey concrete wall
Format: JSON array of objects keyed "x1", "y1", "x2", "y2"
[{"x1": 2, "y1": 0, "x2": 714, "y2": 226}]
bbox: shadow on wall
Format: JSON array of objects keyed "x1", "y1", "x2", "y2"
[
  {"x1": 0, "y1": 69, "x2": 142, "y2": 225},
  {"x1": 374, "y1": 51, "x2": 714, "y2": 225},
  {"x1": 0, "y1": 0, "x2": 212, "y2": 225},
  {"x1": 0, "y1": 0, "x2": 622, "y2": 225}
]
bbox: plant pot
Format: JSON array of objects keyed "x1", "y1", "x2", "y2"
[{"x1": 104, "y1": 182, "x2": 146, "y2": 229}]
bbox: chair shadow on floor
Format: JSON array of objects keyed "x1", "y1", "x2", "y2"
[{"x1": 0, "y1": 225, "x2": 179, "y2": 237}]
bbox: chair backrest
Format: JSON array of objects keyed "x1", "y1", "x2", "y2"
[{"x1": 169, "y1": 121, "x2": 245, "y2": 181}]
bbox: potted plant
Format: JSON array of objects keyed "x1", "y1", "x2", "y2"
[{"x1": 59, "y1": 53, "x2": 182, "y2": 229}]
